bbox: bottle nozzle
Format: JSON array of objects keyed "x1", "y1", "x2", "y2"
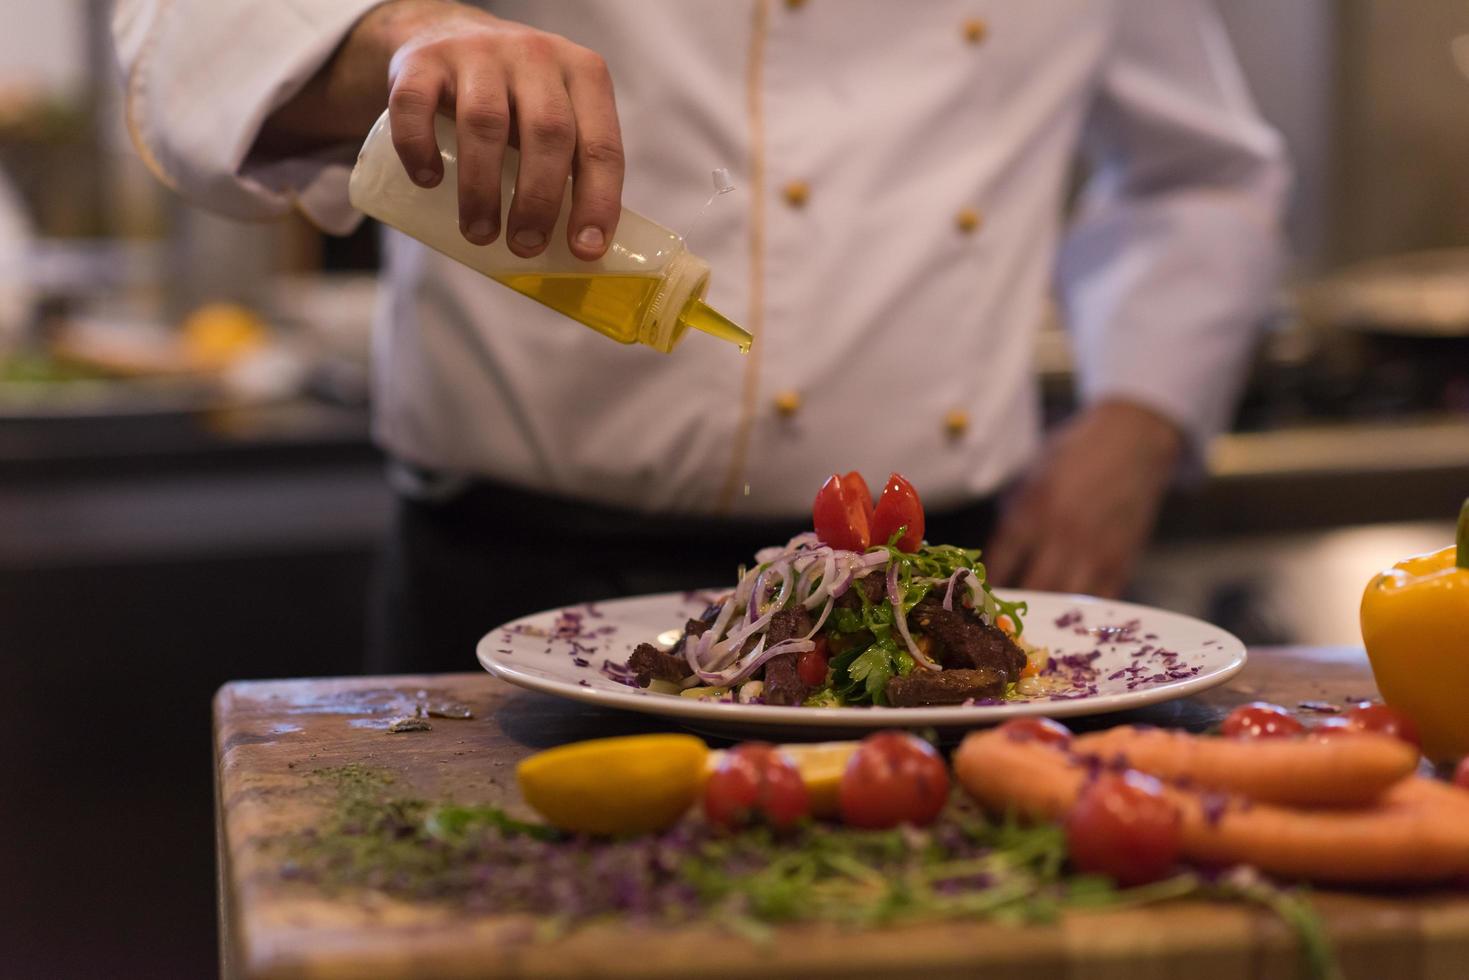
[{"x1": 677, "y1": 298, "x2": 752, "y2": 353}]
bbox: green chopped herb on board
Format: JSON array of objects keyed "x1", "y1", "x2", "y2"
[{"x1": 277, "y1": 767, "x2": 1338, "y2": 980}]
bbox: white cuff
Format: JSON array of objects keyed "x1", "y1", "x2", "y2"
[
  {"x1": 1060, "y1": 193, "x2": 1285, "y2": 467},
  {"x1": 119, "y1": 0, "x2": 387, "y2": 232}
]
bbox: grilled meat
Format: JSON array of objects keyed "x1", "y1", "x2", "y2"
[
  {"x1": 628, "y1": 643, "x2": 691, "y2": 686},
  {"x1": 909, "y1": 598, "x2": 1026, "y2": 679},
  {"x1": 885, "y1": 666, "x2": 1007, "y2": 706}
]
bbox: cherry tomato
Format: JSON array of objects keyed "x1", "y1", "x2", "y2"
[
  {"x1": 813, "y1": 473, "x2": 872, "y2": 552},
  {"x1": 1453, "y1": 757, "x2": 1469, "y2": 791},
  {"x1": 1219, "y1": 702, "x2": 1305, "y2": 739},
  {"x1": 840, "y1": 471, "x2": 875, "y2": 527},
  {"x1": 796, "y1": 637, "x2": 830, "y2": 687},
  {"x1": 1065, "y1": 771, "x2": 1183, "y2": 887},
  {"x1": 703, "y1": 742, "x2": 810, "y2": 832},
  {"x1": 1342, "y1": 702, "x2": 1422, "y2": 751},
  {"x1": 997, "y1": 717, "x2": 1073, "y2": 749},
  {"x1": 869, "y1": 473, "x2": 925, "y2": 552},
  {"x1": 839, "y1": 731, "x2": 950, "y2": 829}
]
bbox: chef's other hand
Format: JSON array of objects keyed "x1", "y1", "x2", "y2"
[
  {"x1": 985, "y1": 400, "x2": 1183, "y2": 599},
  {"x1": 262, "y1": 0, "x2": 622, "y2": 259}
]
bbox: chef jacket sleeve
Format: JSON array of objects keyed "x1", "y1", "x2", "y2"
[
  {"x1": 113, "y1": 0, "x2": 387, "y2": 235},
  {"x1": 1057, "y1": 0, "x2": 1290, "y2": 462}
]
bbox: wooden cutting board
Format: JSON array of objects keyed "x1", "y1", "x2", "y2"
[{"x1": 215, "y1": 648, "x2": 1469, "y2": 980}]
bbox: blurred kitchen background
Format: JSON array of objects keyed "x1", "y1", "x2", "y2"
[{"x1": 3, "y1": 1, "x2": 1468, "y2": 976}]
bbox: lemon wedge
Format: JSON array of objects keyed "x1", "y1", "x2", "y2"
[{"x1": 516, "y1": 734, "x2": 709, "y2": 836}]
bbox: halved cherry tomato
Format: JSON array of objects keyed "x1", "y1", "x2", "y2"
[
  {"x1": 998, "y1": 717, "x2": 1073, "y2": 748},
  {"x1": 813, "y1": 473, "x2": 872, "y2": 552},
  {"x1": 703, "y1": 742, "x2": 811, "y2": 832},
  {"x1": 840, "y1": 471, "x2": 875, "y2": 528},
  {"x1": 1219, "y1": 702, "x2": 1305, "y2": 739},
  {"x1": 838, "y1": 731, "x2": 949, "y2": 829},
  {"x1": 1342, "y1": 702, "x2": 1422, "y2": 751},
  {"x1": 1453, "y1": 757, "x2": 1469, "y2": 791},
  {"x1": 1065, "y1": 771, "x2": 1182, "y2": 887},
  {"x1": 797, "y1": 637, "x2": 830, "y2": 687},
  {"x1": 869, "y1": 473, "x2": 925, "y2": 552}
]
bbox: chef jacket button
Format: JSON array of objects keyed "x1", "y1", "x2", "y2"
[
  {"x1": 782, "y1": 180, "x2": 810, "y2": 209},
  {"x1": 963, "y1": 17, "x2": 988, "y2": 44},
  {"x1": 944, "y1": 408, "x2": 970, "y2": 437},
  {"x1": 956, "y1": 207, "x2": 983, "y2": 234},
  {"x1": 773, "y1": 390, "x2": 803, "y2": 417}
]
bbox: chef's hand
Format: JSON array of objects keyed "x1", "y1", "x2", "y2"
[
  {"x1": 985, "y1": 400, "x2": 1183, "y2": 599},
  {"x1": 259, "y1": 0, "x2": 623, "y2": 259}
]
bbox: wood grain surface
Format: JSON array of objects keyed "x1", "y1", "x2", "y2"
[{"x1": 214, "y1": 648, "x2": 1469, "y2": 980}]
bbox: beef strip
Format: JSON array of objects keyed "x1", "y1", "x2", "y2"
[
  {"x1": 628, "y1": 643, "x2": 692, "y2": 687},
  {"x1": 671, "y1": 616, "x2": 713, "y2": 655},
  {"x1": 670, "y1": 601, "x2": 723, "y2": 655},
  {"x1": 833, "y1": 572, "x2": 887, "y2": 612},
  {"x1": 760, "y1": 606, "x2": 814, "y2": 706},
  {"x1": 909, "y1": 597, "x2": 1027, "y2": 679},
  {"x1": 885, "y1": 667, "x2": 1007, "y2": 706}
]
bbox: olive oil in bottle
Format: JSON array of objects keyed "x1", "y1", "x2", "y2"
[
  {"x1": 492, "y1": 273, "x2": 750, "y2": 352},
  {"x1": 349, "y1": 111, "x2": 751, "y2": 355}
]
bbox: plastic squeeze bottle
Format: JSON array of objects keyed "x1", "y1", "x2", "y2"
[{"x1": 348, "y1": 111, "x2": 750, "y2": 354}]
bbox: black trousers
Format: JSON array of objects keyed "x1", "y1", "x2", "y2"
[{"x1": 367, "y1": 480, "x2": 997, "y2": 675}]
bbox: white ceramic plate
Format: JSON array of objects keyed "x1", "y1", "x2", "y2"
[{"x1": 477, "y1": 590, "x2": 1246, "y2": 737}]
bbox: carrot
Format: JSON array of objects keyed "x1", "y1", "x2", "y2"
[
  {"x1": 953, "y1": 728, "x2": 1469, "y2": 884},
  {"x1": 1071, "y1": 725, "x2": 1418, "y2": 807}
]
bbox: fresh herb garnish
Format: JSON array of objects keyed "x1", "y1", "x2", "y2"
[
  {"x1": 818, "y1": 541, "x2": 1024, "y2": 705},
  {"x1": 279, "y1": 769, "x2": 1338, "y2": 980}
]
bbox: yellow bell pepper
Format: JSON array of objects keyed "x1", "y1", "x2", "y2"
[{"x1": 1360, "y1": 499, "x2": 1469, "y2": 762}]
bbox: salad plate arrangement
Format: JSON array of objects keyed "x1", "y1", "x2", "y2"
[{"x1": 478, "y1": 472, "x2": 1245, "y2": 735}]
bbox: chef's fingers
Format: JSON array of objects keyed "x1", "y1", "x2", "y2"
[
  {"x1": 388, "y1": 54, "x2": 449, "y2": 189},
  {"x1": 1095, "y1": 567, "x2": 1129, "y2": 601},
  {"x1": 984, "y1": 531, "x2": 1028, "y2": 587},
  {"x1": 562, "y1": 47, "x2": 623, "y2": 259},
  {"x1": 1057, "y1": 555, "x2": 1101, "y2": 598},
  {"x1": 1018, "y1": 542, "x2": 1073, "y2": 594},
  {"x1": 986, "y1": 499, "x2": 1038, "y2": 587},
  {"x1": 504, "y1": 46, "x2": 577, "y2": 258},
  {"x1": 455, "y1": 68, "x2": 512, "y2": 245},
  {"x1": 1089, "y1": 550, "x2": 1133, "y2": 600}
]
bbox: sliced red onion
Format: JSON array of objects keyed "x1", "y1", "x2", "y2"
[
  {"x1": 693, "y1": 636, "x2": 815, "y2": 686},
  {"x1": 714, "y1": 565, "x2": 793, "y2": 667},
  {"x1": 803, "y1": 595, "x2": 835, "y2": 639},
  {"x1": 687, "y1": 624, "x2": 718, "y2": 672},
  {"x1": 942, "y1": 569, "x2": 968, "y2": 612},
  {"x1": 684, "y1": 534, "x2": 913, "y2": 682},
  {"x1": 828, "y1": 572, "x2": 854, "y2": 600},
  {"x1": 746, "y1": 567, "x2": 770, "y2": 625},
  {"x1": 696, "y1": 633, "x2": 765, "y2": 685},
  {"x1": 732, "y1": 562, "x2": 763, "y2": 610},
  {"x1": 801, "y1": 552, "x2": 839, "y2": 610},
  {"x1": 685, "y1": 590, "x2": 741, "y2": 673},
  {"x1": 887, "y1": 560, "x2": 940, "y2": 672},
  {"x1": 793, "y1": 561, "x2": 814, "y2": 607}
]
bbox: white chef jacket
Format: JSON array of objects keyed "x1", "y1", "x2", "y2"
[{"x1": 114, "y1": 0, "x2": 1287, "y2": 516}]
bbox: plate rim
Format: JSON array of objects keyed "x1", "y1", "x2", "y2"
[{"x1": 477, "y1": 589, "x2": 1247, "y2": 730}]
